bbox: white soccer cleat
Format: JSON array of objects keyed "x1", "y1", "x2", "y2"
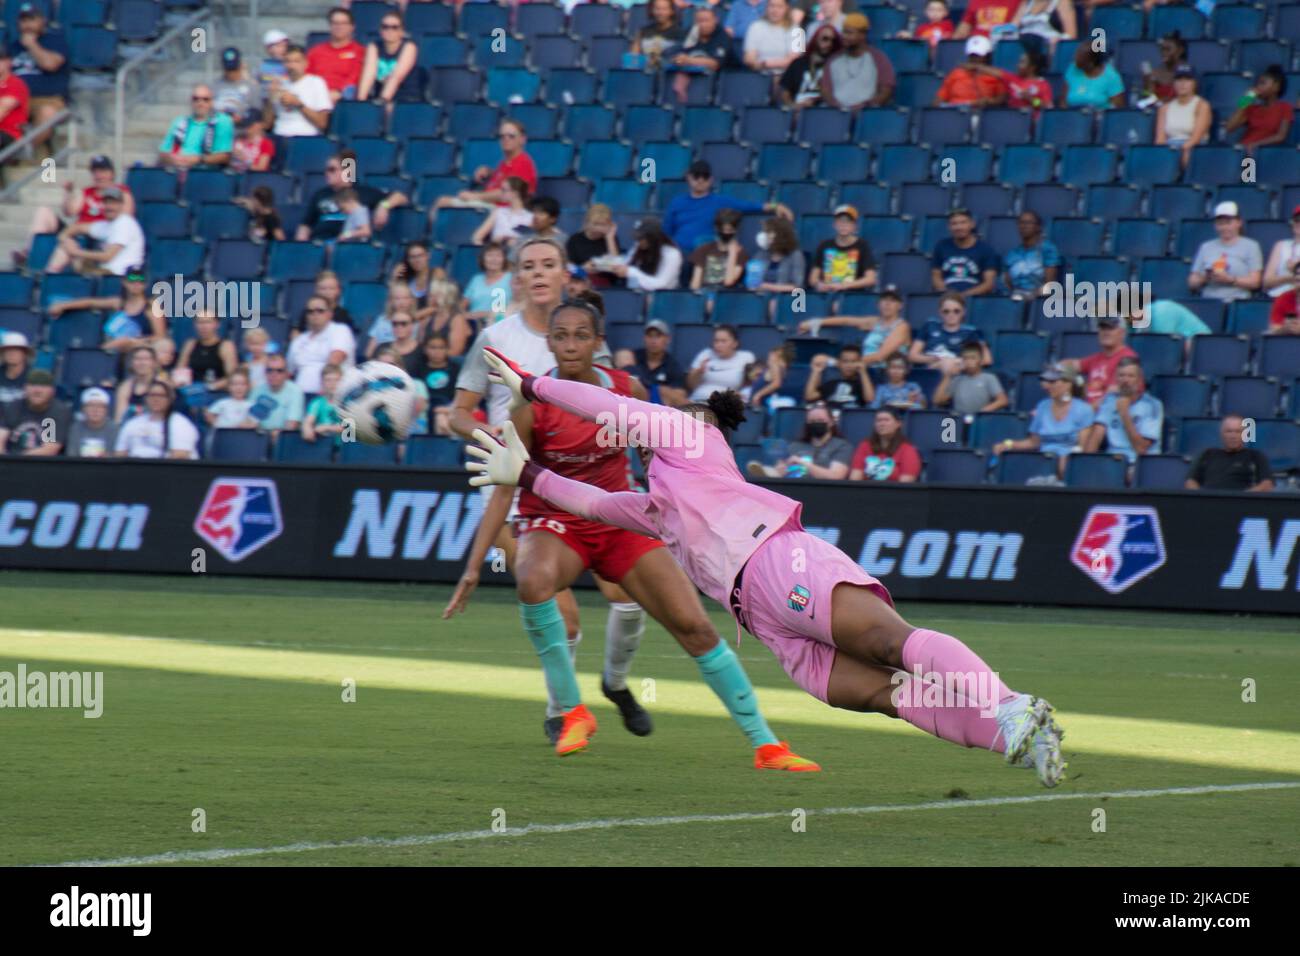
[{"x1": 997, "y1": 694, "x2": 1066, "y2": 786}]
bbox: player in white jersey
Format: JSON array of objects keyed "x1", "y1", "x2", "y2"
[{"x1": 447, "y1": 238, "x2": 648, "y2": 744}]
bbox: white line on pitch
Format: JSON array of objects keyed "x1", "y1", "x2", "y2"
[{"x1": 42, "y1": 781, "x2": 1300, "y2": 868}]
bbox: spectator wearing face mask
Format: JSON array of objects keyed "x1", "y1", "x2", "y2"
[
  {"x1": 690, "y1": 207, "x2": 749, "y2": 290},
  {"x1": 748, "y1": 403, "x2": 854, "y2": 480},
  {"x1": 749, "y1": 216, "x2": 805, "y2": 294}
]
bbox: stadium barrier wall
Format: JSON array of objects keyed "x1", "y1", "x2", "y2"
[{"x1": 1, "y1": 458, "x2": 1297, "y2": 614}]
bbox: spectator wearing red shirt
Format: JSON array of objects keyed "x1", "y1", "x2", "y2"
[
  {"x1": 1226, "y1": 65, "x2": 1294, "y2": 156},
  {"x1": 307, "y1": 7, "x2": 364, "y2": 103},
  {"x1": 849, "y1": 408, "x2": 923, "y2": 482},
  {"x1": 0, "y1": 48, "x2": 29, "y2": 175},
  {"x1": 935, "y1": 35, "x2": 1007, "y2": 107},
  {"x1": 14, "y1": 154, "x2": 133, "y2": 269},
  {"x1": 953, "y1": 0, "x2": 1019, "y2": 38},
  {"x1": 900, "y1": 0, "x2": 954, "y2": 48},
  {"x1": 434, "y1": 118, "x2": 538, "y2": 213},
  {"x1": 1067, "y1": 315, "x2": 1140, "y2": 409},
  {"x1": 997, "y1": 48, "x2": 1053, "y2": 114}
]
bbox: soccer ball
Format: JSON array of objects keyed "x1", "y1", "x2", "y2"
[{"x1": 334, "y1": 361, "x2": 419, "y2": 444}]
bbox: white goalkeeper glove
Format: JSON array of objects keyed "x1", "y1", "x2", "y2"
[
  {"x1": 465, "y1": 421, "x2": 530, "y2": 488},
  {"x1": 483, "y1": 346, "x2": 534, "y2": 415}
]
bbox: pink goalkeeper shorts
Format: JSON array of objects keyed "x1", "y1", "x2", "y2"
[{"x1": 734, "y1": 518, "x2": 893, "y2": 703}]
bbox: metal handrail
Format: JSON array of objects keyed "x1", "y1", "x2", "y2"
[
  {"x1": 113, "y1": 8, "x2": 217, "y2": 171},
  {"x1": 0, "y1": 108, "x2": 79, "y2": 202}
]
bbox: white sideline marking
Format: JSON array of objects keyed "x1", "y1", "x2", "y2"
[{"x1": 45, "y1": 781, "x2": 1300, "y2": 867}]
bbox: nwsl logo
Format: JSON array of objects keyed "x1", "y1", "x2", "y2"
[
  {"x1": 1071, "y1": 506, "x2": 1166, "y2": 594},
  {"x1": 194, "y1": 478, "x2": 283, "y2": 562}
]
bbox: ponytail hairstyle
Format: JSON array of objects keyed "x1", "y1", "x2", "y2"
[
  {"x1": 149, "y1": 377, "x2": 177, "y2": 456},
  {"x1": 681, "y1": 389, "x2": 747, "y2": 435}
]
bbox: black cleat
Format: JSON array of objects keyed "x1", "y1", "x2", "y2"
[
  {"x1": 543, "y1": 716, "x2": 564, "y2": 744},
  {"x1": 602, "y1": 680, "x2": 653, "y2": 736}
]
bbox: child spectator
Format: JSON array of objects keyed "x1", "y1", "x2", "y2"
[
  {"x1": 471, "y1": 176, "x2": 532, "y2": 246},
  {"x1": 809, "y1": 204, "x2": 877, "y2": 292},
  {"x1": 689, "y1": 208, "x2": 749, "y2": 290},
  {"x1": 230, "y1": 111, "x2": 274, "y2": 173},
  {"x1": 336, "y1": 187, "x2": 372, "y2": 241},
  {"x1": 302, "y1": 364, "x2": 346, "y2": 444},
  {"x1": 234, "y1": 186, "x2": 285, "y2": 241},
  {"x1": 805, "y1": 345, "x2": 873, "y2": 408},
  {"x1": 241, "y1": 326, "x2": 275, "y2": 390},
  {"x1": 933, "y1": 342, "x2": 1008, "y2": 418},
  {"x1": 871, "y1": 353, "x2": 927, "y2": 409},
  {"x1": 205, "y1": 367, "x2": 256, "y2": 430},
  {"x1": 418, "y1": 332, "x2": 460, "y2": 436},
  {"x1": 1225, "y1": 65, "x2": 1293, "y2": 155},
  {"x1": 900, "y1": 1, "x2": 955, "y2": 48}
]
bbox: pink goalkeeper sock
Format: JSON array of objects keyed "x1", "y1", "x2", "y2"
[
  {"x1": 894, "y1": 675, "x2": 1003, "y2": 750},
  {"x1": 901, "y1": 628, "x2": 1017, "y2": 711}
]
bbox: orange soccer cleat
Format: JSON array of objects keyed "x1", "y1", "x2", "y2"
[
  {"x1": 754, "y1": 741, "x2": 821, "y2": 772},
  {"x1": 555, "y1": 703, "x2": 598, "y2": 756}
]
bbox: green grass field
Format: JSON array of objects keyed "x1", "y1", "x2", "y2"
[{"x1": 1, "y1": 569, "x2": 1297, "y2": 867}]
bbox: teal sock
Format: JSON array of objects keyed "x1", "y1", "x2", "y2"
[
  {"x1": 694, "y1": 641, "x2": 778, "y2": 748},
  {"x1": 521, "y1": 599, "x2": 581, "y2": 712}
]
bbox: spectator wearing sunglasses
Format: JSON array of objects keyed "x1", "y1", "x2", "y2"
[
  {"x1": 298, "y1": 147, "x2": 407, "y2": 240},
  {"x1": 159, "y1": 84, "x2": 234, "y2": 169},
  {"x1": 357, "y1": 12, "x2": 424, "y2": 108},
  {"x1": 909, "y1": 292, "x2": 991, "y2": 375},
  {"x1": 287, "y1": 295, "x2": 355, "y2": 393},
  {"x1": 248, "y1": 355, "x2": 305, "y2": 436},
  {"x1": 434, "y1": 118, "x2": 537, "y2": 212}
]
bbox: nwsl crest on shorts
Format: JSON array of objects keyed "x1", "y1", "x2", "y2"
[
  {"x1": 787, "y1": 584, "x2": 811, "y2": 612},
  {"x1": 1070, "y1": 506, "x2": 1166, "y2": 594},
  {"x1": 194, "y1": 478, "x2": 284, "y2": 562}
]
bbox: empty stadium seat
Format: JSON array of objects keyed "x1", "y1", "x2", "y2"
[
  {"x1": 997, "y1": 452, "x2": 1058, "y2": 485},
  {"x1": 1064, "y1": 454, "x2": 1128, "y2": 489},
  {"x1": 1135, "y1": 454, "x2": 1190, "y2": 490},
  {"x1": 926, "y1": 449, "x2": 986, "y2": 484},
  {"x1": 211, "y1": 429, "x2": 270, "y2": 462}
]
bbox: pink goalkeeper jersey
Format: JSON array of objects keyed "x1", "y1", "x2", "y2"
[{"x1": 529, "y1": 376, "x2": 801, "y2": 606}]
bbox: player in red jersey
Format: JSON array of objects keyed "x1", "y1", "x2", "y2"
[{"x1": 461, "y1": 288, "x2": 817, "y2": 769}]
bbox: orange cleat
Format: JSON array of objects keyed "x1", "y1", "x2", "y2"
[
  {"x1": 754, "y1": 741, "x2": 821, "y2": 772},
  {"x1": 555, "y1": 703, "x2": 598, "y2": 756}
]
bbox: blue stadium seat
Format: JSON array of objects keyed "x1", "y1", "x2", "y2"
[
  {"x1": 430, "y1": 66, "x2": 478, "y2": 103},
  {"x1": 1254, "y1": 420, "x2": 1300, "y2": 474},
  {"x1": 1021, "y1": 184, "x2": 1079, "y2": 220},
  {"x1": 239, "y1": 171, "x2": 294, "y2": 207},
  {"x1": 797, "y1": 108, "x2": 852, "y2": 146},
  {"x1": 774, "y1": 293, "x2": 832, "y2": 328},
  {"x1": 918, "y1": 108, "x2": 971, "y2": 146},
  {"x1": 0, "y1": 309, "x2": 41, "y2": 342},
  {"x1": 404, "y1": 435, "x2": 464, "y2": 467},
  {"x1": 1091, "y1": 5, "x2": 1144, "y2": 40},
  {"x1": 506, "y1": 103, "x2": 557, "y2": 140},
  {"x1": 341, "y1": 281, "x2": 389, "y2": 325},
  {"x1": 1049, "y1": 218, "x2": 1106, "y2": 258},
  {"x1": 570, "y1": 2, "x2": 622, "y2": 39},
  {"x1": 1086, "y1": 184, "x2": 1142, "y2": 221},
  {"x1": 486, "y1": 67, "x2": 540, "y2": 105},
  {"x1": 603, "y1": 323, "x2": 643, "y2": 354},
  {"x1": 1258, "y1": 337, "x2": 1300, "y2": 379},
  {"x1": 994, "y1": 331, "x2": 1049, "y2": 373},
  {"x1": 741, "y1": 327, "x2": 787, "y2": 363},
  {"x1": 1186, "y1": 146, "x2": 1245, "y2": 187},
  {"x1": 1227, "y1": 300, "x2": 1273, "y2": 337},
  {"x1": 1176, "y1": 219, "x2": 1217, "y2": 260},
  {"x1": 593, "y1": 179, "x2": 652, "y2": 211},
  {"x1": 1149, "y1": 5, "x2": 1206, "y2": 38},
  {"x1": 647, "y1": 291, "x2": 706, "y2": 325},
  {"x1": 893, "y1": 73, "x2": 942, "y2": 107},
  {"x1": 933, "y1": 39, "x2": 968, "y2": 75},
  {"x1": 622, "y1": 104, "x2": 675, "y2": 144},
  {"x1": 1214, "y1": 186, "x2": 1273, "y2": 222},
  {"x1": 854, "y1": 108, "x2": 910, "y2": 145},
  {"x1": 406, "y1": 1, "x2": 454, "y2": 35},
  {"x1": 1173, "y1": 298, "x2": 1225, "y2": 334},
  {"x1": 681, "y1": 106, "x2": 735, "y2": 145},
  {"x1": 530, "y1": 33, "x2": 582, "y2": 70},
  {"x1": 461, "y1": 2, "x2": 510, "y2": 36},
  {"x1": 899, "y1": 183, "x2": 954, "y2": 218},
  {"x1": 700, "y1": 143, "x2": 751, "y2": 180},
  {"x1": 756, "y1": 144, "x2": 809, "y2": 182},
  {"x1": 331, "y1": 243, "x2": 386, "y2": 282},
  {"x1": 58, "y1": 349, "x2": 117, "y2": 394},
  {"x1": 182, "y1": 169, "x2": 235, "y2": 205},
  {"x1": 839, "y1": 182, "x2": 892, "y2": 215},
  {"x1": 878, "y1": 39, "x2": 930, "y2": 74},
  {"x1": 61, "y1": 0, "x2": 108, "y2": 25},
  {"x1": 1057, "y1": 330, "x2": 1096, "y2": 361},
  {"x1": 977, "y1": 109, "x2": 1033, "y2": 147},
  {"x1": 195, "y1": 202, "x2": 249, "y2": 241},
  {"x1": 267, "y1": 242, "x2": 326, "y2": 282},
  {"x1": 378, "y1": 207, "x2": 427, "y2": 245},
  {"x1": 283, "y1": 137, "x2": 335, "y2": 174},
  {"x1": 1123, "y1": 146, "x2": 1182, "y2": 187},
  {"x1": 1150, "y1": 185, "x2": 1207, "y2": 224},
  {"x1": 777, "y1": 182, "x2": 832, "y2": 215},
  {"x1": 1200, "y1": 72, "x2": 1253, "y2": 116},
  {"x1": 1135, "y1": 454, "x2": 1189, "y2": 489},
  {"x1": 332, "y1": 100, "x2": 384, "y2": 140},
  {"x1": 640, "y1": 141, "x2": 691, "y2": 181},
  {"x1": 1186, "y1": 38, "x2": 1230, "y2": 73},
  {"x1": 67, "y1": 26, "x2": 117, "y2": 69},
  {"x1": 855, "y1": 217, "x2": 910, "y2": 255},
  {"x1": 771, "y1": 407, "x2": 808, "y2": 442},
  {"x1": 881, "y1": 253, "x2": 931, "y2": 294},
  {"x1": 136, "y1": 202, "x2": 189, "y2": 240},
  {"x1": 984, "y1": 216, "x2": 1022, "y2": 255},
  {"x1": 941, "y1": 144, "x2": 992, "y2": 182},
  {"x1": 1256, "y1": 147, "x2": 1299, "y2": 186},
  {"x1": 1220, "y1": 376, "x2": 1281, "y2": 419},
  {"x1": 603, "y1": 70, "x2": 655, "y2": 108},
  {"x1": 209, "y1": 240, "x2": 264, "y2": 281},
  {"x1": 450, "y1": 104, "x2": 502, "y2": 141},
  {"x1": 1037, "y1": 110, "x2": 1092, "y2": 146},
  {"x1": 668, "y1": 323, "x2": 714, "y2": 368},
  {"x1": 740, "y1": 107, "x2": 792, "y2": 146},
  {"x1": 1235, "y1": 39, "x2": 1290, "y2": 76},
  {"x1": 863, "y1": 4, "x2": 908, "y2": 38},
  {"x1": 969, "y1": 297, "x2": 1024, "y2": 335},
  {"x1": 346, "y1": 137, "x2": 396, "y2": 176},
  {"x1": 211, "y1": 429, "x2": 270, "y2": 462},
  {"x1": 1100, "y1": 110, "x2": 1154, "y2": 146},
  {"x1": 0, "y1": 273, "x2": 33, "y2": 308},
  {"x1": 1212, "y1": 4, "x2": 1266, "y2": 39},
  {"x1": 904, "y1": 409, "x2": 961, "y2": 457},
  {"x1": 562, "y1": 104, "x2": 616, "y2": 144},
  {"x1": 877, "y1": 145, "x2": 931, "y2": 184},
  {"x1": 999, "y1": 145, "x2": 1054, "y2": 186},
  {"x1": 1112, "y1": 219, "x2": 1169, "y2": 259},
  {"x1": 147, "y1": 238, "x2": 206, "y2": 283},
  {"x1": 1131, "y1": 335, "x2": 1186, "y2": 377},
  {"x1": 961, "y1": 183, "x2": 1015, "y2": 219},
  {"x1": 578, "y1": 140, "x2": 633, "y2": 180},
  {"x1": 1012, "y1": 372, "x2": 1045, "y2": 411},
  {"x1": 125, "y1": 167, "x2": 178, "y2": 203},
  {"x1": 718, "y1": 71, "x2": 773, "y2": 109},
  {"x1": 528, "y1": 139, "x2": 576, "y2": 178},
  {"x1": 1065, "y1": 454, "x2": 1128, "y2": 489},
  {"x1": 433, "y1": 207, "x2": 483, "y2": 247},
  {"x1": 926, "y1": 449, "x2": 986, "y2": 484},
  {"x1": 1071, "y1": 256, "x2": 1130, "y2": 288},
  {"x1": 1139, "y1": 258, "x2": 1192, "y2": 300},
  {"x1": 47, "y1": 311, "x2": 102, "y2": 351},
  {"x1": 1174, "y1": 417, "x2": 1223, "y2": 458},
  {"x1": 402, "y1": 138, "x2": 456, "y2": 178},
  {"x1": 1189, "y1": 334, "x2": 1251, "y2": 377},
  {"x1": 544, "y1": 68, "x2": 598, "y2": 106},
  {"x1": 712, "y1": 292, "x2": 769, "y2": 326},
  {"x1": 997, "y1": 452, "x2": 1057, "y2": 485},
  {"x1": 1060, "y1": 145, "x2": 1118, "y2": 187}
]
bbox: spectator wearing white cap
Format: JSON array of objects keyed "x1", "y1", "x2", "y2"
[
  {"x1": 259, "y1": 29, "x2": 291, "y2": 88},
  {"x1": 66, "y1": 387, "x2": 118, "y2": 458},
  {"x1": 1188, "y1": 202, "x2": 1262, "y2": 302},
  {"x1": 936, "y1": 35, "x2": 1007, "y2": 107},
  {"x1": 0, "y1": 330, "x2": 34, "y2": 404},
  {"x1": 49, "y1": 186, "x2": 145, "y2": 276}
]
